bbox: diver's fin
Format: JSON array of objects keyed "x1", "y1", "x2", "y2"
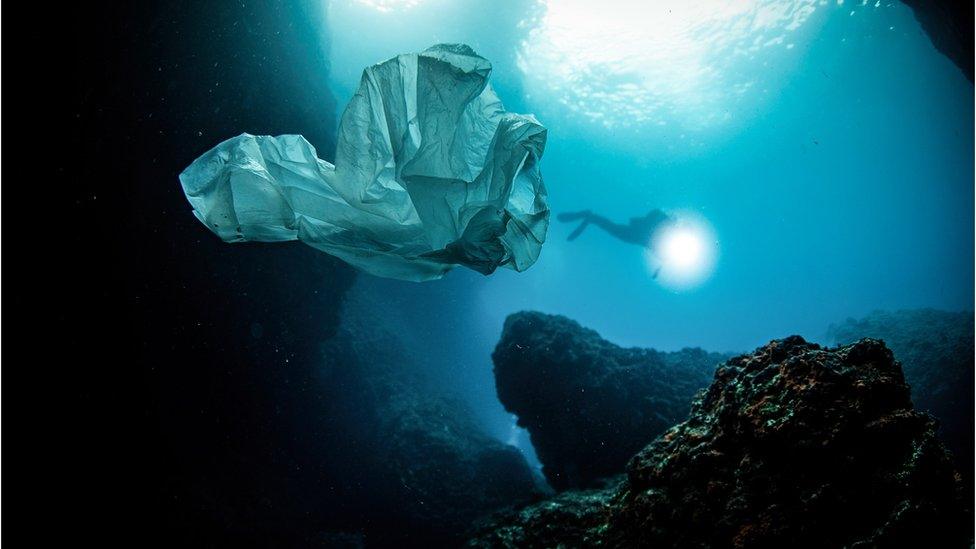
[
  {"x1": 557, "y1": 210, "x2": 592, "y2": 223},
  {"x1": 567, "y1": 220, "x2": 589, "y2": 241},
  {"x1": 652, "y1": 265, "x2": 662, "y2": 279}
]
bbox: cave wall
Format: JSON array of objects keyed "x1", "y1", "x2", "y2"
[
  {"x1": 10, "y1": 1, "x2": 357, "y2": 545},
  {"x1": 902, "y1": 0, "x2": 973, "y2": 80}
]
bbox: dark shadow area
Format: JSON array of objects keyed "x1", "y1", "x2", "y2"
[
  {"x1": 8, "y1": 1, "x2": 357, "y2": 545},
  {"x1": 902, "y1": 0, "x2": 974, "y2": 80}
]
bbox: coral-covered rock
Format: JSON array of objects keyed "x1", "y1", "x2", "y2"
[
  {"x1": 828, "y1": 309, "x2": 973, "y2": 473},
  {"x1": 471, "y1": 336, "x2": 970, "y2": 548},
  {"x1": 493, "y1": 311, "x2": 730, "y2": 490},
  {"x1": 469, "y1": 481, "x2": 620, "y2": 548},
  {"x1": 617, "y1": 336, "x2": 968, "y2": 547}
]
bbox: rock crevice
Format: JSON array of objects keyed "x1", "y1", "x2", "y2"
[{"x1": 492, "y1": 311, "x2": 731, "y2": 490}]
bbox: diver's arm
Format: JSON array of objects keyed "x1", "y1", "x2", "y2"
[{"x1": 557, "y1": 210, "x2": 592, "y2": 222}]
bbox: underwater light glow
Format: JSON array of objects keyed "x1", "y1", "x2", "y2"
[
  {"x1": 518, "y1": 0, "x2": 826, "y2": 131},
  {"x1": 649, "y1": 213, "x2": 718, "y2": 290},
  {"x1": 660, "y1": 228, "x2": 705, "y2": 270}
]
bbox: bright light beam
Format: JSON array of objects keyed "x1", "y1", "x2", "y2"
[{"x1": 648, "y1": 213, "x2": 717, "y2": 290}]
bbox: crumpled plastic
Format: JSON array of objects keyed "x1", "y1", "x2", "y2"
[{"x1": 179, "y1": 44, "x2": 549, "y2": 281}]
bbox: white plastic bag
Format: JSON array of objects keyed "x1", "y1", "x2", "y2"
[{"x1": 180, "y1": 44, "x2": 548, "y2": 281}]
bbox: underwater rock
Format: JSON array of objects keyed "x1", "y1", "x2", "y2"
[
  {"x1": 468, "y1": 480, "x2": 621, "y2": 548},
  {"x1": 317, "y1": 302, "x2": 541, "y2": 546},
  {"x1": 827, "y1": 308, "x2": 974, "y2": 475},
  {"x1": 493, "y1": 311, "x2": 730, "y2": 490},
  {"x1": 901, "y1": 0, "x2": 973, "y2": 80},
  {"x1": 471, "y1": 337, "x2": 970, "y2": 548},
  {"x1": 375, "y1": 392, "x2": 541, "y2": 540},
  {"x1": 180, "y1": 44, "x2": 549, "y2": 281},
  {"x1": 315, "y1": 531, "x2": 366, "y2": 548}
]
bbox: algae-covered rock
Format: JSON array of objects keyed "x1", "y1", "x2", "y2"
[
  {"x1": 472, "y1": 336, "x2": 970, "y2": 548},
  {"x1": 828, "y1": 309, "x2": 973, "y2": 472},
  {"x1": 492, "y1": 311, "x2": 730, "y2": 490},
  {"x1": 468, "y1": 481, "x2": 619, "y2": 548}
]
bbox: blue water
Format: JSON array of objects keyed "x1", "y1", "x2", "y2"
[{"x1": 323, "y1": 0, "x2": 972, "y2": 447}]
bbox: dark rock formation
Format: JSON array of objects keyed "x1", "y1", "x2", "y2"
[
  {"x1": 469, "y1": 481, "x2": 621, "y2": 548},
  {"x1": 472, "y1": 337, "x2": 971, "y2": 548},
  {"x1": 902, "y1": 0, "x2": 973, "y2": 80},
  {"x1": 378, "y1": 395, "x2": 540, "y2": 533},
  {"x1": 828, "y1": 309, "x2": 973, "y2": 473},
  {"x1": 493, "y1": 311, "x2": 732, "y2": 490},
  {"x1": 316, "y1": 301, "x2": 541, "y2": 546}
]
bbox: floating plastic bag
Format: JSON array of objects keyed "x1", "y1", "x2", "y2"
[{"x1": 179, "y1": 44, "x2": 549, "y2": 281}]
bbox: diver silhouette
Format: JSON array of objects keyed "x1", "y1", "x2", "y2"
[{"x1": 557, "y1": 209, "x2": 674, "y2": 278}]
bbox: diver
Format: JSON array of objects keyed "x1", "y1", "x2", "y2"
[{"x1": 557, "y1": 209, "x2": 675, "y2": 278}]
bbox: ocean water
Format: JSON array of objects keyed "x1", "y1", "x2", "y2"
[
  {"x1": 323, "y1": 0, "x2": 972, "y2": 447},
  {"x1": 43, "y1": 0, "x2": 970, "y2": 544}
]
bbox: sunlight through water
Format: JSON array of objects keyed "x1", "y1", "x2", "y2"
[
  {"x1": 518, "y1": 0, "x2": 826, "y2": 134},
  {"x1": 353, "y1": 0, "x2": 423, "y2": 12}
]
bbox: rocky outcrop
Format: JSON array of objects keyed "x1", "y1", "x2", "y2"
[
  {"x1": 493, "y1": 311, "x2": 730, "y2": 490},
  {"x1": 902, "y1": 0, "x2": 973, "y2": 80},
  {"x1": 375, "y1": 393, "x2": 540, "y2": 540},
  {"x1": 469, "y1": 481, "x2": 621, "y2": 548},
  {"x1": 828, "y1": 309, "x2": 973, "y2": 473},
  {"x1": 472, "y1": 337, "x2": 970, "y2": 548}
]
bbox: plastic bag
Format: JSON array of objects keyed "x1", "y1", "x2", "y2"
[{"x1": 179, "y1": 44, "x2": 548, "y2": 281}]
